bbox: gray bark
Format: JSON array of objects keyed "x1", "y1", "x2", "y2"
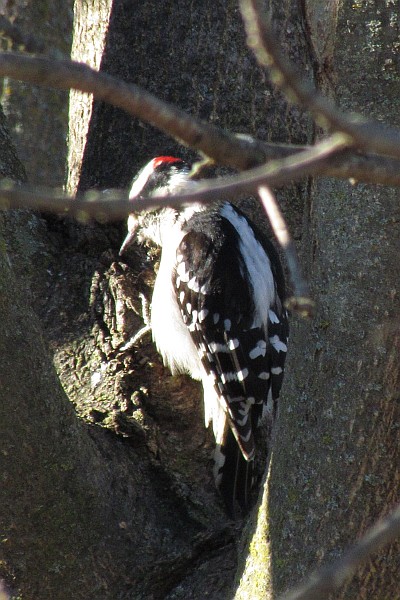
[
  {"x1": 0, "y1": 0, "x2": 398, "y2": 598},
  {"x1": 236, "y1": 2, "x2": 400, "y2": 598},
  {"x1": 0, "y1": 0, "x2": 72, "y2": 186}
]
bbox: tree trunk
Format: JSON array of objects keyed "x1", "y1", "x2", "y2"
[
  {"x1": 236, "y1": 2, "x2": 400, "y2": 598},
  {"x1": 67, "y1": 0, "x2": 113, "y2": 194},
  {"x1": 1, "y1": 0, "x2": 399, "y2": 598},
  {"x1": 0, "y1": 0, "x2": 73, "y2": 186}
]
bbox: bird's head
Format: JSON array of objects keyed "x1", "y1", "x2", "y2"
[{"x1": 119, "y1": 156, "x2": 194, "y2": 253}]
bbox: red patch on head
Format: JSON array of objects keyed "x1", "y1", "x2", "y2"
[{"x1": 152, "y1": 156, "x2": 183, "y2": 168}]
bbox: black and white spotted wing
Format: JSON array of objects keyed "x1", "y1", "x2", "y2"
[{"x1": 174, "y1": 206, "x2": 288, "y2": 461}]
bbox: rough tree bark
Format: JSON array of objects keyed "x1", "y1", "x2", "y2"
[
  {"x1": 67, "y1": 0, "x2": 113, "y2": 194},
  {"x1": 62, "y1": 0, "x2": 312, "y2": 597},
  {"x1": 236, "y1": 2, "x2": 400, "y2": 598},
  {"x1": 0, "y1": 0, "x2": 399, "y2": 599},
  {"x1": 0, "y1": 0, "x2": 72, "y2": 186}
]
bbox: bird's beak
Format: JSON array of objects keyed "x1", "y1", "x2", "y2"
[
  {"x1": 119, "y1": 216, "x2": 139, "y2": 256},
  {"x1": 120, "y1": 212, "x2": 140, "y2": 255},
  {"x1": 119, "y1": 231, "x2": 135, "y2": 256}
]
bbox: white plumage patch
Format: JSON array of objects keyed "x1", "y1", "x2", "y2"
[
  {"x1": 268, "y1": 309, "x2": 280, "y2": 323},
  {"x1": 149, "y1": 214, "x2": 204, "y2": 380},
  {"x1": 249, "y1": 340, "x2": 267, "y2": 359},
  {"x1": 271, "y1": 366, "x2": 283, "y2": 375},
  {"x1": 237, "y1": 368, "x2": 249, "y2": 382},
  {"x1": 198, "y1": 309, "x2": 209, "y2": 322},
  {"x1": 209, "y1": 342, "x2": 229, "y2": 353},
  {"x1": 269, "y1": 335, "x2": 288, "y2": 353},
  {"x1": 221, "y1": 372, "x2": 238, "y2": 384},
  {"x1": 128, "y1": 159, "x2": 161, "y2": 198},
  {"x1": 220, "y1": 203, "x2": 275, "y2": 329},
  {"x1": 228, "y1": 338, "x2": 239, "y2": 350},
  {"x1": 188, "y1": 276, "x2": 200, "y2": 292},
  {"x1": 176, "y1": 261, "x2": 190, "y2": 282},
  {"x1": 258, "y1": 371, "x2": 270, "y2": 380}
]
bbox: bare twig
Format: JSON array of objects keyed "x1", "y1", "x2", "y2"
[
  {"x1": 0, "y1": 135, "x2": 347, "y2": 221},
  {"x1": 324, "y1": 150, "x2": 400, "y2": 186},
  {"x1": 258, "y1": 186, "x2": 314, "y2": 318},
  {"x1": 278, "y1": 503, "x2": 400, "y2": 600},
  {"x1": 0, "y1": 52, "x2": 267, "y2": 171},
  {"x1": 249, "y1": 144, "x2": 400, "y2": 187},
  {"x1": 240, "y1": 0, "x2": 400, "y2": 160},
  {"x1": 1, "y1": 52, "x2": 400, "y2": 185}
]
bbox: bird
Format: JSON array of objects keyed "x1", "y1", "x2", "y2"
[{"x1": 119, "y1": 156, "x2": 289, "y2": 516}]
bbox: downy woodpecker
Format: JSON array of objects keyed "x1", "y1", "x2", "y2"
[{"x1": 120, "y1": 156, "x2": 289, "y2": 516}]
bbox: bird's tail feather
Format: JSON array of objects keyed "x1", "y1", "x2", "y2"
[{"x1": 214, "y1": 429, "x2": 254, "y2": 518}]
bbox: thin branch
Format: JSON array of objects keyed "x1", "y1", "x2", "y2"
[
  {"x1": 278, "y1": 503, "x2": 400, "y2": 600},
  {"x1": 1, "y1": 53, "x2": 400, "y2": 185},
  {"x1": 258, "y1": 186, "x2": 314, "y2": 318},
  {"x1": 325, "y1": 150, "x2": 400, "y2": 186},
  {"x1": 0, "y1": 52, "x2": 267, "y2": 171},
  {"x1": 234, "y1": 142, "x2": 400, "y2": 187},
  {"x1": 0, "y1": 135, "x2": 348, "y2": 221},
  {"x1": 239, "y1": 0, "x2": 400, "y2": 160}
]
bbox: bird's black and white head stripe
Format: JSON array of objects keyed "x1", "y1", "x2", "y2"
[
  {"x1": 129, "y1": 156, "x2": 188, "y2": 198},
  {"x1": 120, "y1": 156, "x2": 289, "y2": 516},
  {"x1": 120, "y1": 156, "x2": 193, "y2": 253}
]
